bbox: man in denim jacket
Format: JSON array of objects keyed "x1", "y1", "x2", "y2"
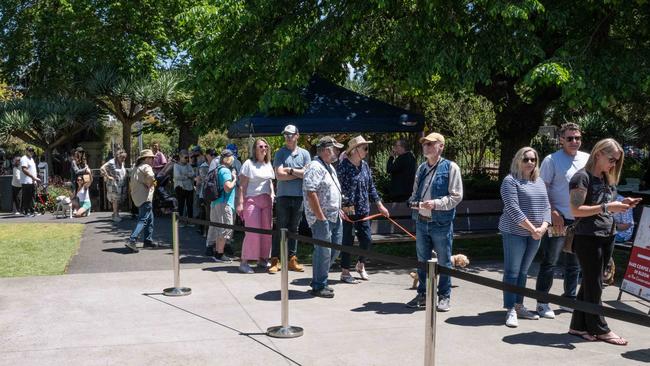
[{"x1": 406, "y1": 133, "x2": 463, "y2": 311}]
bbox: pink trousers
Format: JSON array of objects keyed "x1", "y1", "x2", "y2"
[{"x1": 241, "y1": 194, "x2": 273, "y2": 261}]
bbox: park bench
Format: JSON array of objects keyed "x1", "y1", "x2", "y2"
[{"x1": 358, "y1": 200, "x2": 503, "y2": 244}]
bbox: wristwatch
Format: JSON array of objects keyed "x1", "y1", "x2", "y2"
[
  {"x1": 601, "y1": 203, "x2": 608, "y2": 214},
  {"x1": 289, "y1": 168, "x2": 294, "y2": 176}
]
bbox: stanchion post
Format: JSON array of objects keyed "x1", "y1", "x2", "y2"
[
  {"x1": 424, "y1": 250, "x2": 438, "y2": 366},
  {"x1": 163, "y1": 211, "x2": 192, "y2": 297},
  {"x1": 267, "y1": 228, "x2": 303, "y2": 338}
]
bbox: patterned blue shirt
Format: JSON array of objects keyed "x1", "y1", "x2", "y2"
[{"x1": 336, "y1": 158, "x2": 381, "y2": 217}]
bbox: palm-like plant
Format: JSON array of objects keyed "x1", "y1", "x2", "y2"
[
  {"x1": 577, "y1": 113, "x2": 639, "y2": 151},
  {"x1": 86, "y1": 68, "x2": 187, "y2": 164},
  {"x1": 0, "y1": 97, "x2": 100, "y2": 166}
]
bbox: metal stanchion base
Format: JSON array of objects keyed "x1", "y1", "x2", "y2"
[
  {"x1": 266, "y1": 326, "x2": 304, "y2": 338},
  {"x1": 163, "y1": 287, "x2": 192, "y2": 297}
]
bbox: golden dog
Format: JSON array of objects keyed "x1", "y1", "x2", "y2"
[{"x1": 410, "y1": 254, "x2": 470, "y2": 289}]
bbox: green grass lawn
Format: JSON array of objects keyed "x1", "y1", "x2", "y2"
[{"x1": 0, "y1": 223, "x2": 85, "y2": 277}]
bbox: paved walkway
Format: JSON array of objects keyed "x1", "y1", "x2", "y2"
[{"x1": 1, "y1": 212, "x2": 649, "y2": 365}]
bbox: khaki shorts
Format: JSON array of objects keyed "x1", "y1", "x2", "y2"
[{"x1": 207, "y1": 202, "x2": 234, "y2": 242}]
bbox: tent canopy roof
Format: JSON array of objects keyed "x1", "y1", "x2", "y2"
[{"x1": 227, "y1": 76, "x2": 424, "y2": 138}]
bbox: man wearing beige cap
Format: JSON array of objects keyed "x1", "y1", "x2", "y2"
[
  {"x1": 406, "y1": 132, "x2": 463, "y2": 311},
  {"x1": 126, "y1": 149, "x2": 157, "y2": 253},
  {"x1": 303, "y1": 136, "x2": 344, "y2": 298}
]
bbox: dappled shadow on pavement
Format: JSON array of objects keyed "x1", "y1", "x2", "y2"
[
  {"x1": 180, "y1": 255, "x2": 216, "y2": 264},
  {"x1": 202, "y1": 266, "x2": 241, "y2": 274},
  {"x1": 102, "y1": 247, "x2": 136, "y2": 255},
  {"x1": 254, "y1": 290, "x2": 314, "y2": 301},
  {"x1": 502, "y1": 331, "x2": 581, "y2": 350},
  {"x1": 445, "y1": 310, "x2": 503, "y2": 326},
  {"x1": 621, "y1": 348, "x2": 650, "y2": 363},
  {"x1": 350, "y1": 301, "x2": 420, "y2": 315}
]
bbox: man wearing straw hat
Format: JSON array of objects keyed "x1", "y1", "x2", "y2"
[
  {"x1": 406, "y1": 132, "x2": 463, "y2": 311},
  {"x1": 126, "y1": 149, "x2": 157, "y2": 253},
  {"x1": 337, "y1": 135, "x2": 390, "y2": 284}
]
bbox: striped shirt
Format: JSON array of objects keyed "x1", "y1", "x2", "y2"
[{"x1": 498, "y1": 175, "x2": 551, "y2": 237}]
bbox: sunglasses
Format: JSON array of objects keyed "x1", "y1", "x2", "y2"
[
  {"x1": 423, "y1": 141, "x2": 435, "y2": 147},
  {"x1": 283, "y1": 133, "x2": 296, "y2": 138},
  {"x1": 257, "y1": 145, "x2": 269, "y2": 149},
  {"x1": 357, "y1": 145, "x2": 369, "y2": 152},
  {"x1": 564, "y1": 136, "x2": 581, "y2": 142},
  {"x1": 607, "y1": 156, "x2": 619, "y2": 164},
  {"x1": 522, "y1": 158, "x2": 537, "y2": 163}
]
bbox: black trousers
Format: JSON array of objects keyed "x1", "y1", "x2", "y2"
[
  {"x1": 570, "y1": 234, "x2": 614, "y2": 335},
  {"x1": 174, "y1": 187, "x2": 194, "y2": 219},
  {"x1": 21, "y1": 183, "x2": 35, "y2": 214},
  {"x1": 12, "y1": 185, "x2": 22, "y2": 212}
]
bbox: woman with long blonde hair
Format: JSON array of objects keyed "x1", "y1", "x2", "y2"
[
  {"x1": 236, "y1": 138, "x2": 275, "y2": 273},
  {"x1": 568, "y1": 138, "x2": 641, "y2": 345},
  {"x1": 498, "y1": 147, "x2": 551, "y2": 327}
]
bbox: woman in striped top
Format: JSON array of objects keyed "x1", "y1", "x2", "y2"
[{"x1": 499, "y1": 147, "x2": 551, "y2": 327}]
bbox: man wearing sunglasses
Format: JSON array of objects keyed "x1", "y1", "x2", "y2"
[
  {"x1": 406, "y1": 132, "x2": 463, "y2": 311},
  {"x1": 534, "y1": 122, "x2": 589, "y2": 319},
  {"x1": 269, "y1": 124, "x2": 312, "y2": 273}
]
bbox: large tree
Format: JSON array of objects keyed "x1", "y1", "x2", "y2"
[
  {"x1": 86, "y1": 68, "x2": 186, "y2": 165},
  {"x1": 181, "y1": 1, "x2": 650, "y2": 177},
  {"x1": 0, "y1": 0, "x2": 192, "y2": 96}
]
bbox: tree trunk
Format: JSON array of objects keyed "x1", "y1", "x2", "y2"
[
  {"x1": 122, "y1": 120, "x2": 133, "y2": 166},
  {"x1": 477, "y1": 78, "x2": 560, "y2": 179},
  {"x1": 178, "y1": 122, "x2": 198, "y2": 151}
]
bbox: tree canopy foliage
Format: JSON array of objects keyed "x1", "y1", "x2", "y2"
[
  {"x1": 0, "y1": 0, "x2": 191, "y2": 96},
  {"x1": 182, "y1": 0, "x2": 650, "y2": 176}
]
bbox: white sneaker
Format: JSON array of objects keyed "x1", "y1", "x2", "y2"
[
  {"x1": 112, "y1": 215, "x2": 122, "y2": 223},
  {"x1": 437, "y1": 297, "x2": 451, "y2": 312},
  {"x1": 559, "y1": 305, "x2": 574, "y2": 313},
  {"x1": 505, "y1": 308, "x2": 518, "y2": 327},
  {"x1": 515, "y1": 304, "x2": 540, "y2": 320},
  {"x1": 14, "y1": 211, "x2": 21, "y2": 215},
  {"x1": 536, "y1": 303, "x2": 555, "y2": 319}
]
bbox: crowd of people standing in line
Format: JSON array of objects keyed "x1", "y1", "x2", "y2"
[
  {"x1": 6, "y1": 120, "x2": 639, "y2": 347},
  {"x1": 495, "y1": 123, "x2": 639, "y2": 346}
]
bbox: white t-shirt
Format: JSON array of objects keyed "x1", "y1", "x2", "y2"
[
  {"x1": 12, "y1": 166, "x2": 22, "y2": 187},
  {"x1": 77, "y1": 186, "x2": 90, "y2": 202},
  {"x1": 240, "y1": 159, "x2": 275, "y2": 197},
  {"x1": 38, "y1": 162, "x2": 49, "y2": 186},
  {"x1": 19, "y1": 155, "x2": 37, "y2": 185},
  {"x1": 540, "y1": 149, "x2": 590, "y2": 220}
]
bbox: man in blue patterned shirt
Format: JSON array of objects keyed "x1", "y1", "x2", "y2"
[{"x1": 337, "y1": 136, "x2": 390, "y2": 284}]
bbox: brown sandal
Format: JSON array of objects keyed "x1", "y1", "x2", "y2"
[
  {"x1": 596, "y1": 333, "x2": 628, "y2": 346},
  {"x1": 568, "y1": 330, "x2": 597, "y2": 341}
]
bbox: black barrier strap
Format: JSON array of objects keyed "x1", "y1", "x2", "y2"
[
  {"x1": 177, "y1": 216, "x2": 650, "y2": 327},
  {"x1": 179, "y1": 216, "x2": 276, "y2": 236},
  {"x1": 437, "y1": 266, "x2": 650, "y2": 327}
]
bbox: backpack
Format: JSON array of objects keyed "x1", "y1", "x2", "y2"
[{"x1": 204, "y1": 165, "x2": 225, "y2": 202}]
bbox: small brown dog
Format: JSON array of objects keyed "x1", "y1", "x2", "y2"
[{"x1": 410, "y1": 254, "x2": 470, "y2": 289}]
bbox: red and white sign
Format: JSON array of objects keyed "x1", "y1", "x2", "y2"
[{"x1": 621, "y1": 206, "x2": 650, "y2": 301}]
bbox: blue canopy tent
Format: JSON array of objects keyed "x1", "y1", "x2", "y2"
[{"x1": 227, "y1": 76, "x2": 424, "y2": 137}]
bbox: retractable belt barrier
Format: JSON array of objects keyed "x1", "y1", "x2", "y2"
[{"x1": 176, "y1": 215, "x2": 650, "y2": 328}]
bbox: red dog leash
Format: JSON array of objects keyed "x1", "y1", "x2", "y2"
[{"x1": 339, "y1": 210, "x2": 417, "y2": 241}]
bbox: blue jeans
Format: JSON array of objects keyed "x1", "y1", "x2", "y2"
[
  {"x1": 310, "y1": 218, "x2": 342, "y2": 291},
  {"x1": 416, "y1": 219, "x2": 453, "y2": 298},
  {"x1": 130, "y1": 202, "x2": 154, "y2": 244},
  {"x1": 341, "y1": 217, "x2": 372, "y2": 269},
  {"x1": 535, "y1": 220, "x2": 581, "y2": 299},
  {"x1": 502, "y1": 232, "x2": 541, "y2": 308},
  {"x1": 271, "y1": 196, "x2": 304, "y2": 258}
]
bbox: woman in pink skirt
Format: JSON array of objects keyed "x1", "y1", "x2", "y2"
[{"x1": 236, "y1": 138, "x2": 276, "y2": 273}]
